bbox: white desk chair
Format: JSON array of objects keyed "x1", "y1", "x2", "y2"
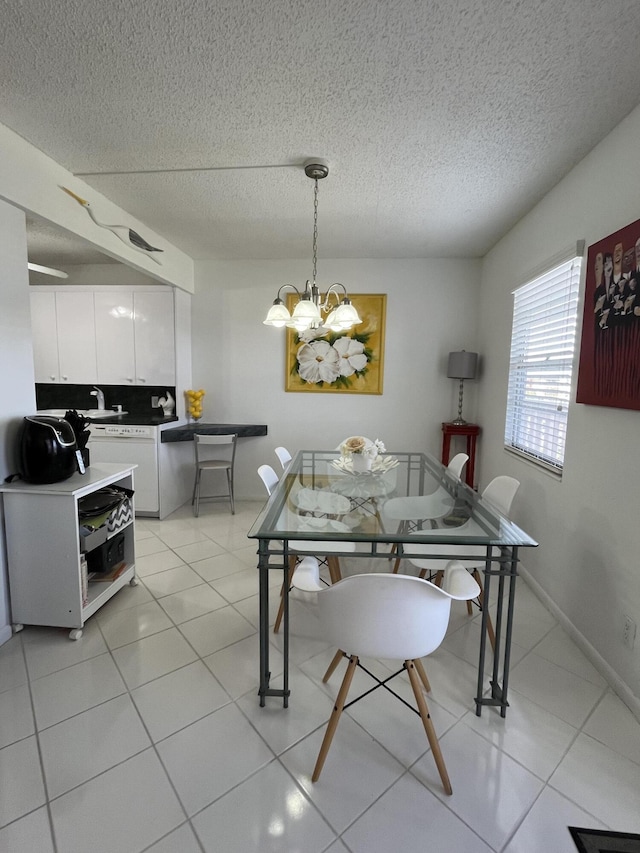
[
  {"x1": 257, "y1": 464, "x2": 355, "y2": 633},
  {"x1": 383, "y1": 452, "x2": 468, "y2": 571},
  {"x1": 274, "y1": 446, "x2": 292, "y2": 470},
  {"x1": 402, "y1": 475, "x2": 520, "y2": 650},
  {"x1": 292, "y1": 557, "x2": 480, "y2": 793},
  {"x1": 192, "y1": 434, "x2": 237, "y2": 516}
]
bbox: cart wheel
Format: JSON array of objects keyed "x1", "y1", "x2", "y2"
[
  {"x1": 69, "y1": 628, "x2": 83, "y2": 640},
  {"x1": 12, "y1": 623, "x2": 24, "y2": 634},
  {"x1": 129, "y1": 576, "x2": 139, "y2": 586}
]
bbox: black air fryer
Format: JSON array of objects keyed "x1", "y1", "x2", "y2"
[{"x1": 20, "y1": 416, "x2": 79, "y2": 484}]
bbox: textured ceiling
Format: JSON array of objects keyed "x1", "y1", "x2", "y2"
[{"x1": 4, "y1": 0, "x2": 640, "y2": 266}]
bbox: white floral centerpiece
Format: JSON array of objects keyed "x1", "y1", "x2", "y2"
[{"x1": 340, "y1": 436, "x2": 386, "y2": 472}]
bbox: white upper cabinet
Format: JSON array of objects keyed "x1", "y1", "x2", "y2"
[
  {"x1": 94, "y1": 289, "x2": 175, "y2": 386},
  {"x1": 30, "y1": 290, "x2": 97, "y2": 383},
  {"x1": 32, "y1": 286, "x2": 176, "y2": 386},
  {"x1": 94, "y1": 291, "x2": 136, "y2": 384},
  {"x1": 133, "y1": 290, "x2": 176, "y2": 386}
]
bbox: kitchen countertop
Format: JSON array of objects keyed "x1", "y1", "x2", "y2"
[
  {"x1": 161, "y1": 423, "x2": 268, "y2": 442},
  {"x1": 88, "y1": 413, "x2": 179, "y2": 426}
]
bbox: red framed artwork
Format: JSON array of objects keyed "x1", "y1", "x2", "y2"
[{"x1": 576, "y1": 218, "x2": 640, "y2": 410}]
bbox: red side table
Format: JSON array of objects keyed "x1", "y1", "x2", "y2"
[{"x1": 441, "y1": 422, "x2": 481, "y2": 489}]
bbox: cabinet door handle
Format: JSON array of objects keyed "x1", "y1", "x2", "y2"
[
  {"x1": 62, "y1": 375, "x2": 68, "y2": 381},
  {"x1": 138, "y1": 377, "x2": 146, "y2": 383},
  {"x1": 50, "y1": 375, "x2": 56, "y2": 381},
  {"x1": 126, "y1": 377, "x2": 134, "y2": 383}
]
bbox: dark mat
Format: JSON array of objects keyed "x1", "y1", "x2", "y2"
[{"x1": 569, "y1": 826, "x2": 640, "y2": 853}]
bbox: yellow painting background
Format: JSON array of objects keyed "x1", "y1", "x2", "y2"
[{"x1": 285, "y1": 293, "x2": 386, "y2": 394}]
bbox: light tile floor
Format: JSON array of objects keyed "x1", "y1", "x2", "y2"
[{"x1": 1, "y1": 500, "x2": 640, "y2": 853}]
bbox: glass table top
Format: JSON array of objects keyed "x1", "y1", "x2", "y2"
[{"x1": 248, "y1": 450, "x2": 538, "y2": 550}]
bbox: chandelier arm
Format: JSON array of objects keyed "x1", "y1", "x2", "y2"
[
  {"x1": 276, "y1": 284, "x2": 302, "y2": 302},
  {"x1": 320, "y1": 283, "x2": 348, "y2": 313}
]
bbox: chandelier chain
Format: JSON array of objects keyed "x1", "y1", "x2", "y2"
[{"x1": 312, "y1": 178, "x2": 319, "y2": 285}]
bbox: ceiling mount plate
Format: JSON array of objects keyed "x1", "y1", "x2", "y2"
[{"x1": 304, "y1": 158, "x2": 329, "y2": 180}]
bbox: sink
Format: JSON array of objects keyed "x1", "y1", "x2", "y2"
[
  {"x1": 36, "y1": 408, "x2": 127, "y2": 420},
  {"x1": 82, "y1": 409, "x2": 127, "y2": 419}
]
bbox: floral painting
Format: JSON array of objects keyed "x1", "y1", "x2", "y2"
[{"x1": 285, "y1": 293, "x2": 386, "y2": 394}]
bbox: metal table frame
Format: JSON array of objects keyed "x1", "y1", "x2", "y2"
[{"x1": 249, "y1": 450, "x2": 537, "y2": 717}]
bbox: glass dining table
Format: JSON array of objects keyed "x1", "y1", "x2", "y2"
[{"x1": 247, "y1": 449, "x2": 538, "y2": 717}]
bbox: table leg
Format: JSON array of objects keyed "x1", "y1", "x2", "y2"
[
  {"x1": 283, "y1": 541, "x2": 290, "y2": 708},
  {"x1": 475, "y1": 547, "x2": 492, "y2": 715},
  {"x1": 499, "y1": 547, "x2": 519, "y2": 718},
  {"x1": 442, "y1": 432, "x2": 452, "y2": 466},
  {"x1": 258, "y1": 539, "x2": 270, "y2": 707},
  {"x1": 258, "y1": 539, "x2": 291, "y2": 708},
  {"x1": 466, "y1": 435, "x2": 476, "y2": 489},
  {"x1": 474, "y1": 545, "x2": 518, "y2": 717}
]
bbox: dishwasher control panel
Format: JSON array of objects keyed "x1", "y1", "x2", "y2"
[{"x1": 90, "y1": 425, "x2": 156, "y2": 439}]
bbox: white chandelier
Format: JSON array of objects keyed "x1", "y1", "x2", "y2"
[{"x1": 263, "y1": 160, "x2": 361, "y2": 334}]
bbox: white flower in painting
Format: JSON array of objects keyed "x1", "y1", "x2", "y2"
[
  {"x1": 297, "y1": 326, "x2": 326, "y2": 344},
  {"x1": 334, "y1": 336, "x2": 368, "y2": 377},
  {"x1": 297, "y1": 341, "x2": 340, "y2": 384}
]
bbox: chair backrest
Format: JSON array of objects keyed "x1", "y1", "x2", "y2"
[
  {"x1": 258, "y1": 464, "x2": 279, "y2": 496},
  {"x1": 195, "y1": 433, "x2": 237, "y2": 465},
  {"x1": 481, "y1": 475, "x2": 520, "y2": 518},
  {"x1": 316, "y1": 564, "x2": 479, "y2": 661},
  {"x1": 447, "y1": 452, "x2": 469, "y2": 481},
  {"x1": 275, "y1": 446, "x2": 292, "y2": 470}
]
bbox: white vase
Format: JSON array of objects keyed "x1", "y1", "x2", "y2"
[{"x1": 351, "y1": 453, "x2": 372, "y2": 473}]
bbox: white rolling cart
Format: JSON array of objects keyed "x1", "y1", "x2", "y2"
[{"x1": 0, "y1": 463, "x2": 138, "y2": 640}]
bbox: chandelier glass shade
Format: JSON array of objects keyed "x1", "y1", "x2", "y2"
[{"x1": 263, "y1": 160, "x2": 361, "y2": 334}]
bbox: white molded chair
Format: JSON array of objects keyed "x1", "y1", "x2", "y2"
[
  {"x1": 257, "y1": 464, "x2": 355, "y2": 633},
  {"x1": 383, "y1": 453, "x2": 468, "y2": 570},
  {"x1": 292, "y1": 557, "x2": 480, "y2": 793},
  {"x1": 402, "y1": 475, "x2": 520, "y2": 649},
  {"x1": 274, "y1": 446, "x2": 292, "y2": 470},
  {"x1": 384, "y1": 452, "x2": 468, "y2": 528},
  {"x1": 192, "y1": 434, "x2": 237, "y2": 516}
]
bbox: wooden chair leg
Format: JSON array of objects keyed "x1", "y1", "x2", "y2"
[
  {"x1": 327, "y1": 556, "x2": 342, "y2": 584},
  {"x1": 405, "y1": 660, "x2": 452, "y2": 795},
  {"x1": 273, "y1": 556, "x2": 297, "y2": 634},
  {"x1": 413, "y1": 657, "x2": 431, "y2": 693},
  {"x1": 312, "y1": 655, "x2": 358, "y2": 782},
  {"x1": 471, "y1": 568, "x2": 496, "y2": 651},
  {"x1": 322, "y1": 649, "x2": 345, "y2": 683}
]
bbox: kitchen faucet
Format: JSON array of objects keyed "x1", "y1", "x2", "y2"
[{"x1": 90, "y1": 386, "x2": 105, "y2": 410}]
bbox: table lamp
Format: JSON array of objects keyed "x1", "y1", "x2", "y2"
[{"x1": 447, "y1": 350, "x2": 478, "y2": 425}]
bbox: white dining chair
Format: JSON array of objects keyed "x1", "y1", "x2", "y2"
[
  {"x1": 257, "y1": 464, "x2": 355, "y2": 633},
  {"x1": 402, "y1": 475, "x2": 520, "y2": 650},
  {"x1": 383, "y1": 452, "x2": 468, "y2": 570},
  {"x1": 192, "y1": 433, "x2": 237, "y2": 516},
  {"x1": 274, "y1": 446, "x2": 292, "y2": 470},
  {"x1": 291, "y1": 557, "x2": 480, "y2": 793}
]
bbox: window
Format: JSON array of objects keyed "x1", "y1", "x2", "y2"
[{"x1": 504, "y1": 252, "x2": 582, "y2": 472}]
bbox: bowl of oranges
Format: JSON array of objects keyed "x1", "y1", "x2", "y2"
[{"x1": 185, "y1": 388, "x2": 205, "y2": 421}]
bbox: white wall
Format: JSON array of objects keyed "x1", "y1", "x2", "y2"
[
  {"x1": 0, "y1": 201, "x2": 38, "y2": 645},
  {"x1": 191, "y1": 258, "x2": 481, "y2": 499},
  {"x1": 477, "y1": 104, "x2": 640, "y2": 708}
]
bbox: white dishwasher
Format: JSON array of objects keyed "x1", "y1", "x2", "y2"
[{"x1": 88, "y1": 424, "x2": 159, "y2": 514}]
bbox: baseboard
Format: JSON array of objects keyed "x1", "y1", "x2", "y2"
[
  {"x1": 520, "y1": 565, "x2": 640, "y2": 724},
  {"x1": 0, "y1": 623, "x2": 13, "y2": 647}
]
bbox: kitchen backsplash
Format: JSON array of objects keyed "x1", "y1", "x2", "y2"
[{"x1": 35, "y1": 384, "x2": 178, "y2": 417}]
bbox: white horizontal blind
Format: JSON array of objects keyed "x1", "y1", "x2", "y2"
[{"x1": 504, "y1": 256, "x2": 582, "y2": 471}]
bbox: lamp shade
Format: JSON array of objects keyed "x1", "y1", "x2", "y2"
[
  {"x1": 447, "y1": 351, "x2": 478, "y2": 380},
  {"x1": 263, "y1": 301, "x2": 292, "y2": 327}
]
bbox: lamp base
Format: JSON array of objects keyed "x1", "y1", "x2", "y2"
[{"x1": 450, "y1": 417, "x2": 468, "y2": 425}]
